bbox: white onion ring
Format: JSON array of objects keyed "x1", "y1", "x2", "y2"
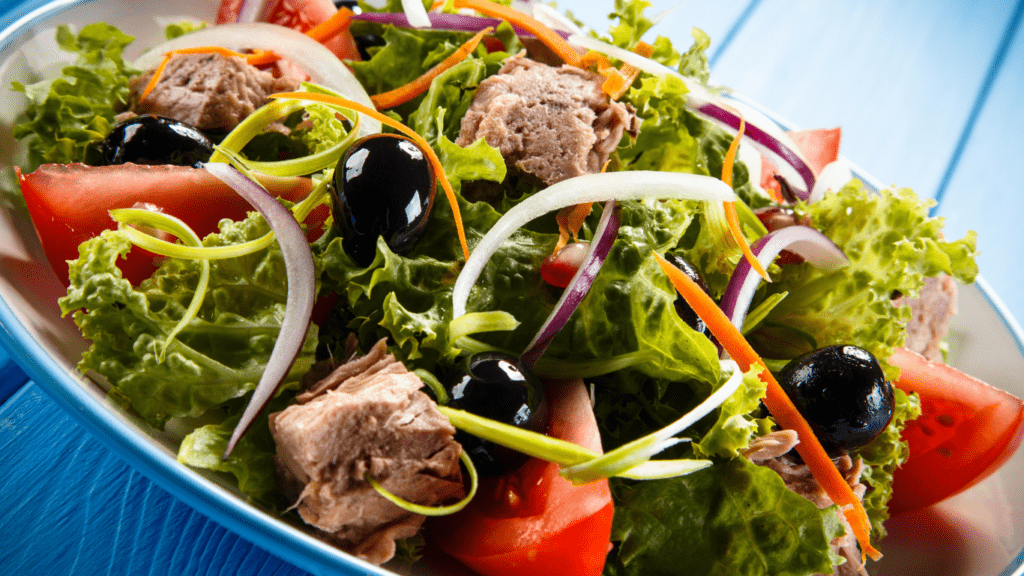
[
  {"x1": 401, "y1": 0, "x2": 433, "y2": 28},
  {"x1": 720, "y1": 225, "x2": 849, "y2": 330},
  {"x1": 132, "y1": 22, "x2": 381, "y2": 136},
  {"x1": 451, "y1": 171, "x2": 734, "y2": 319}
]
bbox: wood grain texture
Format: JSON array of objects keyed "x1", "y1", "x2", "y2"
[{"x1": 0, "y1": 384, "x2": 313, "y2": 576}]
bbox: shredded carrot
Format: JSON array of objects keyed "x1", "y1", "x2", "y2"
[
  {"x1": 305, "y1": 6, "x2": 356, "y2": 44},
  {"x1": 437, "y1": 0, "x2": 582, "y2": 68},
  {"x1": 270, "y1": 91, "x2": 471, "y2": 261},
  {"x1": 553, "y1": 202, "x2": 594, "y2": 253},
  {"x1": 652, "y1": 252, "x2": 883, "y2": 562},
  {"x1": 371, "y1": 27, "x2": 492, "y2": 110},
  {"x1": 719, "y1": 114, "x2": 770, "y2": 282},
  {"x1": 606, "y1": 41, "x2": 654, "y2": 100},
  {"x1": 139, "y1": 47, "x2": 278, "y2": 102},
  {"x1": 633, "y1": 41, "x2": 655, "y2": 59}
]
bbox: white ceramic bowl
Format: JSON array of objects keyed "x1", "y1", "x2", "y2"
[{"x1": 1, "y1": 2, "x2": 1022, "y2": 575}]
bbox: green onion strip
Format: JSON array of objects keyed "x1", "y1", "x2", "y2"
[
  {"x1": 209, "y1": 91, "x2": 363, "y2": 178},
  {"x1": 365, "y1": 450, "x2": 479, "y2": 516},
  {"x1": 108, "y1": 209, "x2": 209, "y2": 362},
  {"x1": 438, "y1": 360, "x2": 746, "y2": 485},
  {"x1": 109, "y1": 169, "x2": 333, "y2": 262}
]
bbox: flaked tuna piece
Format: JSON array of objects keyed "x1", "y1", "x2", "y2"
[
  {"x1": 129, "y1": 52, "x2": 299, "y2": 132},
  {"x1": 456, "y1": 53, "x2": 640, "y2": 185},
  {"x1": 743, "y1": 430, "x2": 869, "y2": 576},
  {"x1": 269, "y1": 339, "x2": 464, "y2": 565},
  {"x1": 894, "y1": 274, "x2": 958, "y2": 362}
]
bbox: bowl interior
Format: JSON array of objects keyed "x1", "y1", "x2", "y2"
[{"x1": 1, "y1": 2, "x2": 1023, "y2": 575}]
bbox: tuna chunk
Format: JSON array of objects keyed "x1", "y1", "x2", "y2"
[
  {"x1": 269, "y1": 339, "x2": 464, "y2": 565},
  {"x1": 129, "y1": 52, "x2": 299, "y2": 132},
  {"x1": 456, "y1": 54, "x2": 640, "y2": 185},
  {"x1": 743, "y1": 430, "x2": 869, "y2": 576},
  {"x1": 894, "y1": 274, "x2": 958, "y2": 362}
]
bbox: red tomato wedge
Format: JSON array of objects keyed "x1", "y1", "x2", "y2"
[
  {"x1": 216, "y1": 0, "x2": 361, "y2": 61},
  {"x1": 427, "y1": 379, "x2": 614, "y2": 576},
  {"x1": 888, "y1": 347, "x2": 1024, "y2": 516},
  {"x1": 759, "y1": 127, "x2": 841, "y2": 194},
  {"x1": 18, "y1": 163, "x2": 322, "y2": 286}
]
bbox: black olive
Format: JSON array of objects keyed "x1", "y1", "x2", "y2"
[
  {"x1": 447, "y1": 352, "x2": 548, "y2": 477},
  {"x1": 330, "y1": 133, "x2": 436, "y2": 266},
  {"x1": 664, "y1": 253, "x2": 713, "y2": 338},
  {"x1": 101, "y1": 115, "x2": 213, "y2": 166},
  {"x1": 353, "y1": 34, "x2": 387, "y2": 61},
  {"x1": 777, "y1": 345, "x2": 895, "y2": 456}
]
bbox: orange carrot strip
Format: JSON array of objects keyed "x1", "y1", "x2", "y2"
[
  {"x1": 720, "y1": 114, "x2": 770, "y2": 282},
  {"x1": 270, "y1": 91, "x2": 471, "y2": 261},
  {"x1": 633, "y1": 41, "x2": 655, "y2": 59},
  {"x1": 653, "y1": 251, "x2": 882, "y2": 562},
  {"x1": 371, "y1": 27, "x2": 492, "y2": 110},
  {"x1": 305, "y1": 6, "x2": 356, "y2": 44},
  {"x1": 442, "y1": 0, "x2": 582, "y2": 67},
  {"x1": 140, "y1": 53, "x2": 173, "y2": 102},
  {"x1": 139, "y1": 47, "x2": 278, "y2": 102},
  {"x1": 552, "y1": 202, "x2": 594, "y2": 253}
]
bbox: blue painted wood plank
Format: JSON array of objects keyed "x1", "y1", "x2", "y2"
[
  {"x1": 934, "y1": 7, "x2": 1024, "y2": 326},
  {"x1": 0, "y1": 352, "x2": 29, "y2": 405},
  {"x1": 0, "y1": 384, "x2": 313, "y2": 576},
  {"x1": 707, "y1": 0, "x2": 1016, "y2": 201}
]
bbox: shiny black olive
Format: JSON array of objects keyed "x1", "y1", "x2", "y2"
[
  {"x1": 330, "y1": 133, "x2": 436, "y2": 266},
  {"x1": 101, "y1": 115, "x2": 213, "y2": 166},
  {"x1": 777, "y1": 345, "x2": 895, "y2": 456},
  {"x1": 353, "y1": 34, "x2": 387, "y2": 61},
  {"x1": 447, "y1": 352, "x2": 547, "y2": 477},
  {"x1": 664, "y1": 253, "x2": 713, "y2": 338}
]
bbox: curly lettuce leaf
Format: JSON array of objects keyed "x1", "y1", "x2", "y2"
[
  {"x1": 606, "y1": 457, "x2": 845, "y2": 576},
  {"x1": 692, "y1": 366, "x2": 769, "y2": 458},
  {"x1": 11, "y1": 23, "x2": 138, "y2": 170},
  {"x1": 59, "y1": 213, "x2": 318, "y2": 428},
  {"x1": 177, "y1": 408, "x2": 281, "y2": 507},
  {"x1": 852, "y1": 387, "x2": 921, "y2": 538},
  {"x1": 751, "y1": 182, "x2": 978, "y2": 374}
]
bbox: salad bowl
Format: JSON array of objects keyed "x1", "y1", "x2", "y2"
[{"x1": 0, "y1": 1, "x2": 1022, "y2": 575}]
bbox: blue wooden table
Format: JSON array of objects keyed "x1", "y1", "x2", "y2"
[{"x1": 2, "y1": 0, "x2": 1023, "y2": 574}]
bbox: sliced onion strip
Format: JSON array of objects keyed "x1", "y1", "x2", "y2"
[
  {"x1": 720, "y1": 225, "x2": 849, "y2": 330},
  {"x1": 565, "y1": 32, "x2": 817, "y2": 199},
  {"x1": 451, "y1": 171, "x2": 735, "y2": 320},
  {"x1": 132, "y1": 23, "x2": 381, "y2": 136},
  {"x1": 352, "y1": 10, "x2": 566, "y2": 38},
  {"x1": 401, "y1": 0, "x2": 433, "y2": 28},
  {"x1": 562, "y1": 359, "x2": 745, "y2": 484},
  {"x1": 519, "y1": 200, "x2": 620, "y2": 370},
  {"x1": 203, "y1": 162, "x2": 316, "y2": 459}
]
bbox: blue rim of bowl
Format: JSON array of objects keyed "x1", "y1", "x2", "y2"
[{"x1": 0, "y1": 2, "x2": 1022, "y2": 575}]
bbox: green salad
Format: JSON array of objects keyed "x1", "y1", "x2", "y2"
[{"x1": 10, "y1": 1, "x2": 981, "y2": 575}]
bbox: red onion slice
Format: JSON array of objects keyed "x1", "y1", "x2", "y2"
[
  {"x1": 563, "y1": 33, "x2": 816, "y2": 200},
  {"x1": 519, "y1": 200, "x2": 620, "y2": 370},
  {"x1": 351, "y1": 11, "x2": 570, "y2": 39},
  {"x1": 451, "y1": 171, "x2": 734, "y2": 320},
  {"x1": 720, "y1": 225, "x2": 849, "y2": 330},
  {"x1": 203, "y1": 162, "x2": 316, "y2": 459}
]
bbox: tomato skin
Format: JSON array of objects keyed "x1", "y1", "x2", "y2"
[
  {"x1": 216, "y1": 0, "x2": 361, "y2": 61},
  {"x1": 428, "y1": 379, "x2": 614, "y2": 576},
  {"x1": 759, "y1": 127, "x2": 841, "y2": 194},
  {"x1": 18, "y1": 163, "x2": 319, "y2": 286},
  {"x1": 888, "y1": 347, "x2": 1024, "y2": 516}
]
